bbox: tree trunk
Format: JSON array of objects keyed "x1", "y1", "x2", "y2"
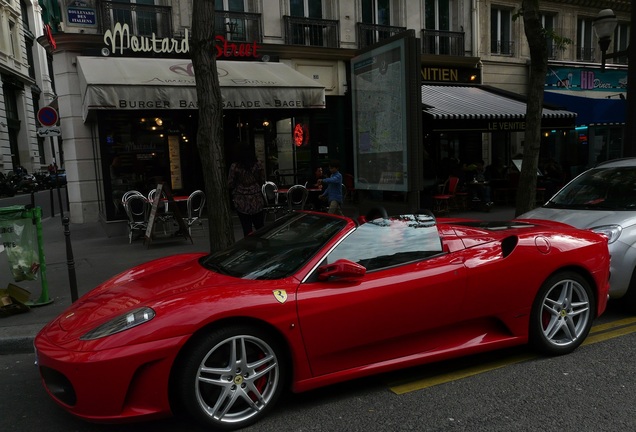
[
  {"x1": 516, "y1": 0, "x2": 547, "y2": 217},
  {"x1": 191, "y1": 0, "x2": 235, "y2": 250}
]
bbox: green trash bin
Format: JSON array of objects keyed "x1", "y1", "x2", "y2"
[{"x1": 0, "y1": 205, "x2": 52, "y2": 306}]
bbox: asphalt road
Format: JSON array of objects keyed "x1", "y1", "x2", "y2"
[{"x1": 2, "y1": 301, "x2": 636, "y2": 432}]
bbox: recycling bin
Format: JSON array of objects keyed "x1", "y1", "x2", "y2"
[{"x1": 0, "y1": 205, "x2": 51, "y2": 306}]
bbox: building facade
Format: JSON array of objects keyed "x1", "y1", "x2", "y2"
[
  {"x1": 476, "y1": 0, "x2": 630, "y2": 179},
  {"x1": 0, "y1": 0, "x2": 58, "y2": 179},
  {"x1": 28, "y1": 0, "x2": 631, "y2": 223}
]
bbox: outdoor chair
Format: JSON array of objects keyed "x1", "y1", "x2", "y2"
[
  {"x1": 123, "y1": 194, "x2": 149, "y2": 243},
  {"x1": 148, "y1": 188, "x2": 170, "y2": 214},
  {"x1": 262, "y1": 181, "x2": 286, "y2": 221},
  {"x1": 186, "y1": 190, "x2": 206, "y2": 235},
  {"x1": 432, "y1": 176, "x2": 468, "y2": 214},
  {"x1": 286, "y1": 184, "x2": 309, "y2": 212}
]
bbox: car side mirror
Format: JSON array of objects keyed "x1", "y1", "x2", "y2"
[{"x1": 317, "y1": 259, "x2": 366, "y2": 281}]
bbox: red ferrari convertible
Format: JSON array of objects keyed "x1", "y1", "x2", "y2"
[{"x1": 35, "y1": 210, "x2": 610, "y2": 430}]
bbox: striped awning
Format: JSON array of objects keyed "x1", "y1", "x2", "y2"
[
  {"x1": 77, "y1": 57, "x2": 326, "y2": 121},
  {"x1": 421, "y1": 85, "x2": 576, "y2": 132}
]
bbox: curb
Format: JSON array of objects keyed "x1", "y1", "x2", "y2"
[{"x1": 0, "y1": 323, "x2": 41, "y2": 354}]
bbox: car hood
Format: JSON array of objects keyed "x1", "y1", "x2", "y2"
[
  {"x1": 519, "y1": 207, "x2": 636, "y2": 230},
  {"x1": 55, "y1": 253, "x2": 244, "y2": 333}
]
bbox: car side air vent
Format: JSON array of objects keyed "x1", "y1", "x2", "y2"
[{"x1": 501, "y1": 236, "x2": 518, "y2": 258}]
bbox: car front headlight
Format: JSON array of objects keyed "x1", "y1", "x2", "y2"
[
  {"x1": 591, "y1": 225, "x2": 622, "y2": 244},
  {"x1": 80, "y1": 307, "x2": 156, "y2": 340}
]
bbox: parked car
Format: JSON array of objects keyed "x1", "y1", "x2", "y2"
[
  {"x1": 35, "y1": 210, "x2": 610, "y2": 430},
  {"x1": 520, "y1": 158, "x2": 636, "y2": 312},
  {"x1": 43, "y1": 169, "x2": 67, "y2": 188}
]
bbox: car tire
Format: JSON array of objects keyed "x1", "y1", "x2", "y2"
[
  {"x1": 529, "y1": 271, "x2": 594, "y2": 356},
  {"x1": 172, "y1": 325, "x2": 286, "y2": 431}
]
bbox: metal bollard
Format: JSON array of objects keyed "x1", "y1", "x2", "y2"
[
  {"x1": 49, "y1": 187, "x2": 55, "y2": 218},
  {"x1": 63, "y1": 216, "x2": 79, "y2": 302},
  {"x1": 57, "y1": 181, "x2": 64, "y2": 223}
]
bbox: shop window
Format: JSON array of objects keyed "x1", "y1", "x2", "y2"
[
  {"x1": 288, "y1": 0, "x2": 325, "y2": 46},
  {"x1": 357, "y1": 0, "x2": 405, "y2": 48},
  {"x1": 215, "y1": 0, "x2": 262, "y2": 42},
  {"x1": 108, "y1": 0, "x2": 164, "y2": 37},
  {"x1": 613, "y1": 22, "x2": 630, "y2": 64},
  {"x1": 576, "y1": 16, "x2": 595, "y2": 62},
  {"x1": 541, "y1": 13, "x2": 558, "y2": 60},
  {"x1": 423, "y1": 0, "x2": 454, "y2": 55},
  {"x1": 490, "y1": 7, "x2": 513, "y2": 56},
  {"x1": 362, "y1": 0, "x2": 391, "y2": 26},
  {"x1": 100, "y1": 113, "x2": 199, "y2": 220},
  {"x1": 2, "y1": 83, "x2": 21, "y2": 168}
]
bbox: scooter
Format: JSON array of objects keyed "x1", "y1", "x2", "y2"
[
  {"x1": 7, "y1": 169, "x2": 39, "y2": 194},
  {"x1": 0, "y1": 172, "x2": 17, "y2": 197}
]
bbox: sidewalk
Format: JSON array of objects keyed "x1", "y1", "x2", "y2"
[{"x1": 0, "y1": 203, "x2": 515, "y2": 354}]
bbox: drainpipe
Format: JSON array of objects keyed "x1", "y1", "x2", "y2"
[{"x1": 472, "y1": 0, "x2": 479, "y2": 57}]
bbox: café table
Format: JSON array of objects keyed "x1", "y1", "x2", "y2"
[{"x1": 152, "y1": 195, "x2": 190, "y2": 237}]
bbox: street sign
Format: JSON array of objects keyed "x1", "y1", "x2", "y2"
[
  {"x1": 37, "y1": 127, "x2": 62, "y2": 137},
  {"x1": 37, "y1": 106, "x2": 59, "y2": 127}
]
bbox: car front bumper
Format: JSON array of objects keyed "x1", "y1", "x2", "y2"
[{"x1": 34, "y1": 331, "x2": 189, "y2": 422}]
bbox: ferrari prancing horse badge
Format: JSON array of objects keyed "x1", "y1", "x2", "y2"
[{"x1": 273, "y1": 290, "x2": 287, "y2": 304}]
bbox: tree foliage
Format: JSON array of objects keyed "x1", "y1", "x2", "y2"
[{"x1": 190, "y1": 0, "x2": 235, "y2": 250}]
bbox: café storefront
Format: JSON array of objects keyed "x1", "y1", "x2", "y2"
[
  {"x1": 421, "y1": 84, "x2": 577, "y2": 176},
  {"x1": 76, "y1": 56, "x2": 327, "y2": 220}
]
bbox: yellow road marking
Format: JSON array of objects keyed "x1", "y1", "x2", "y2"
[
  {"x1": 389, "y1": 318, "x2": 636, "y2": 395},
  {"x1": 588, "y1": 316, "x2": 636, "y2": 334}
]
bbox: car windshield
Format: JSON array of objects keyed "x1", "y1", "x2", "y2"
[
  {"x1": 546, "y1": 167, "x2": 636, "y2": 210},
  {"x1": 200, "y1": 213, "x2": 347, "y2": 280},
  {"x1": 326, "y1": 214, "x2": 443, "y2": 271}
]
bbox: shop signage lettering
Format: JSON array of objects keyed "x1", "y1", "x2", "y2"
[
  {"x1": 104, "y1": 23, "x2": 261, "y2": 59},
  {"x1": 222, "y1": 100, "x2": 262, "y2": 108},
  {"x1": 116, "y1": 98, "x2": 309, "y2": 109},
  {"x1": 215, "y1": 35, "x2": 261, "y2": 58},
  {"x1": 274, "y1": 100, "x2": 306, "y2": 108},
  {"x1": 104, "y1": 23, "x2": 190, "y2": 55},
  {"x1": 487, "y1": 121, "x2": 526, "y2": 131},
  {"x1": 124, "y1": 143, "x2": 159, "y2": 151},
  {"x1": 579, "y1": 71, "x2": 614, "y2": 90},
  {"x1": 119, "y1": 100, "x2": 171, "y2": 108},
  {"x1": 179, "y1": 100, "x2": 199, "y2": 108},
  {"x1": 421, "y1": 67, "x2": 459, "y2": 82}
]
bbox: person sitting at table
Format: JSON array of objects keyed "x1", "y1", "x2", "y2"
[
  {"x1": 227, "y1": 144, "x2": 266, "y2": 237},
  {"x1": 318, "y1": 160, "x2": 343, "y2": 215},
  {"x1": 306, "y1": 166, "x2": 324, "y2": 210},
  {"x1": 470, "y1": 160, "x2": 492, "y2": 207}
]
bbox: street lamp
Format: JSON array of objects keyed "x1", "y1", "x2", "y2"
[
  {"x1": 593, "y1": 9, "x2": 627, "y2": 71},
  {"x1": 593, "y1": 7, "x2": 635, "y2": 157}
]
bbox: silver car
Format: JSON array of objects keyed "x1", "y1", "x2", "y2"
[{"x1": 520, "y1": 158, "x2": 636, "y2": 312}]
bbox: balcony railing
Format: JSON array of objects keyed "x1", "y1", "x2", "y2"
[
  {"x1": 99, "y1": 1, "x2": 172, "y2": 37},
  {"x1": 215, "y1": 10, "x2": 262, "y2": 43},
  {"x1": 490, "y1": 40, "x2": 515, "y2": 56},
  {"x1": 576, "y1": 46, "x2": 596, "y2": 62},
  {"x1": 283, "y1": 16, "x2": 339, "y2": 48},
  {"x1": 421, "y1": 29, "x2": 465, "y2": 56},
  {"x1": 357, "y1": 23, "x2": 407, "y2": 49}
]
